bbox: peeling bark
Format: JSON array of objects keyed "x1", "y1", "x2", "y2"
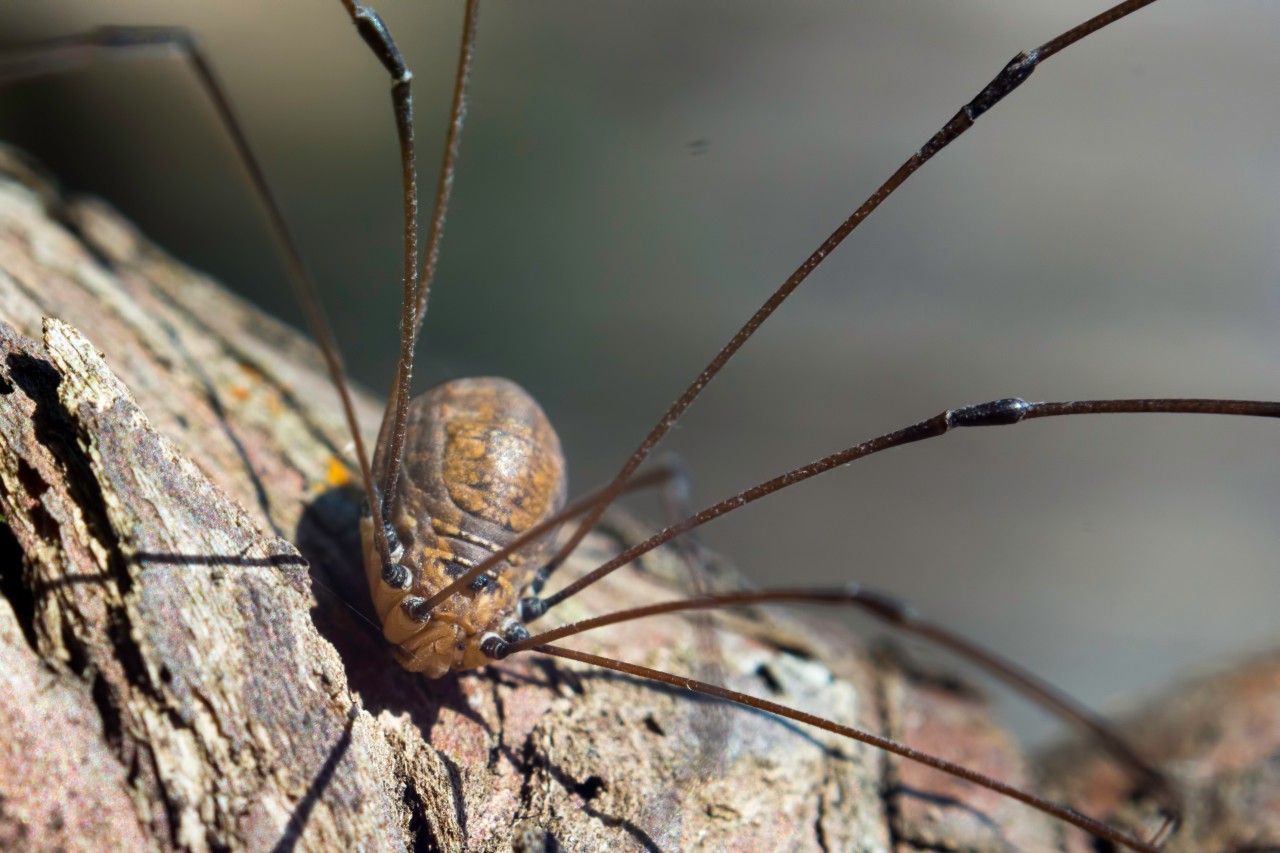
[{"x1": 0, "y1": 146, "x2": 1274, "y2": 852}]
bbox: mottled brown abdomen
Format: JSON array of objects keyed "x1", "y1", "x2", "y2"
[{"x1": 361, "y1": 377, "x2": 567, "y2": 677}]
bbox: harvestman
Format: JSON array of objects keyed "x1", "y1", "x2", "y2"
[{"x1": 5, "y1": 1, "x2": 1278, "y2": 850}]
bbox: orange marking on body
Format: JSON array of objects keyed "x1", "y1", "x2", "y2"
[{"x1": 326, "y1": 456, "x2": 353, "y2": 487}]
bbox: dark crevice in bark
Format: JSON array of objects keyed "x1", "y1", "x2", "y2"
[
  {"x1": 0, "y1": 522, "x2": 37, "y2": 651},
  {"x1": 754, "y1": 660, "x2": 784, "y2": 695},
  {"x1": 514, "y1": 731, "x2": 541, "y2": 828},
  {"x1": 489, "y1": 679, "x2": 508, "y2": 772},
  {"x1": 813, "y1": 776, "x2": 830, "y2": 853},
  {"x1": 519, "y1": 731, "x2": 663, "y2": 853},
  {"x1": 400, "y1": 776, "x2": 440, "y2": 853},
  {"x1": 435, "y1": 751, "x2": 468, "y2": 843},
  {"x1": 13, "y1": 457, "x2": 55, "y2": 541},
  {"x1": 89, "y1": 671, "x2": 125, "y2": 750}
]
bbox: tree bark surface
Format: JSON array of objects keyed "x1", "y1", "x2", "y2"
[{"x1": 0, "y1": 146, "x2": 1275, "y2": 852}]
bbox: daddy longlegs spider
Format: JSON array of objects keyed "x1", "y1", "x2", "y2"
[{"x1": 5, "y1": 1, "x2": 1274, "y2": 850}]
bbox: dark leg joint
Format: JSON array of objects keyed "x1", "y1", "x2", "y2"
[
  {"x1": 528, "y1": 564, "x2": 551, "y2": 596},
  {"x1": 480, "y1": 634, "x2": 508, "y2": 660},
  {"x1": 400, "y1": 596, "x2": 431, "y2": 623},
  {"x1": 966, "y1": 51, "x2": 1040, "y2": 121},
  {"x1": 519, "y1": 597, "x2": 547, "y2": 622},
  {"x1": 503, "y1": 622, "x2": 531, "y2": 643},
  {"x1": 381, "y1": 561, "x2": 411, "y2": 590},
  {"x1": 361, "y1": 490, "x2": 403, "y2": 556},
  {"x1": 947, "y1": 397, "x2": 1030, "y2": 428},
  {"x1": 383, "y1": 519, "x2": 402, "y2": 556},
  {"x1": 347, "y1": 3, "x2": 410, "y2": 83}
]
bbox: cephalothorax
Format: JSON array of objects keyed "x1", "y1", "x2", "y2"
[{"x1": 363, "y1": 377, "x2": 566, "y2": 676}]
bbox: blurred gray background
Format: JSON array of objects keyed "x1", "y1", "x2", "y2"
[{"x1": 1, "y1": 1, "x2": 1277, "y2": 745}]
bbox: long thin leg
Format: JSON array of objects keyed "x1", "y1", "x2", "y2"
[
  {"x1": 494, "y1": 585, "x2": 1181, "y2": 829},
  {"x1": 528, "y1": 397, "x2": 1280, "y2": 613},
  {"x1": 391, "y1": 458, "x2": 695, "y2": 625},
  {"x1": 0, "y1": 26, "x2": 398, "y2": 565},
  {"x1": 336, "y1": 0, "x2": 420, "y2": 524},
  {"x1": 356, "y1": 0, "x2": 481, "y2": 517},
  {"x1": 533, "y1": 0, "x2": 1165, "y2": 589},
  {"x1": 424, "y1": 396, "x2": 1280, "y2": 612},
  {"x1": 534, "y1": 644, "x2": 1163, "y2": 853},
  {"x1": 0, "y1": 2, "x2": 472, "y2": 578}
]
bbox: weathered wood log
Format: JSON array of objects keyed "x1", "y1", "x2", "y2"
[
  {"x1": 0, "y1": 145, "x2": 1275, "y2": 852},
  {"x1": 1042, "y1": 649, "x2": 1280, "y2": 853}
]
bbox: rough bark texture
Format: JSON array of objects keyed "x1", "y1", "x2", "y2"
[{"x1": 0, "y1": 144, "x2": 1275, "y2": 852}]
